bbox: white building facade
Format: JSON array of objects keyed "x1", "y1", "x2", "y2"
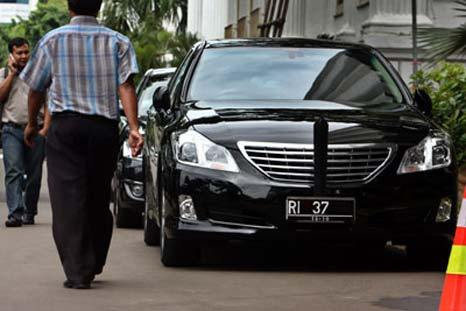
[
  {"x1": 187, "y1": 0, "x2": 465, "y2": 81},
  {"x1": 0, "y1": 0, "x2": 38, "y2": 24}
]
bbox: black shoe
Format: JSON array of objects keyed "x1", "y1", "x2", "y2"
[
  {"x1": 22, "y1": 215, "x2": 35, "y2": 225},
  {"x1": 63, "y1": 280, "x2": 91, "y2": 290},
  {"x1": 5, "y1": 218, "x2": 22, "y2": 227}
]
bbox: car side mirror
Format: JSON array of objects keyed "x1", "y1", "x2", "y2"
[
  {"x1": 153, "y1": 86, "x2": 170, "y2": 111},
  {"x1": 413, "y1": 89, "x2": 433, "y2": 117}
]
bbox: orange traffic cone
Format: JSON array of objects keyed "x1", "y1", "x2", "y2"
[{"x1": 439, "y1": 187, "x2": 466, "y2": 311}]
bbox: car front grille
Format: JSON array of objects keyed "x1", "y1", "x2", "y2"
[{"x1": 238, "y1": 142, "x2": 395, "y2": 184}]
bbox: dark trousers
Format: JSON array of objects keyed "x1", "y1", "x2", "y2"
[{"x1": 46, "y1": 113, "x2": 119, "y2": 283}]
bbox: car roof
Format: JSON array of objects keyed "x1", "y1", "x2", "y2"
[
  {"x1": 144, "y1": 67, "x2": 177, "y2": 78},
  {"x1": 204, "y1": 38, "x2": 373, "y2": 51}
]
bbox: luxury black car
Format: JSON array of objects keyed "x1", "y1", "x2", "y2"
[
  {"x1": 112, "y1": 67, "x2": 176, "y2": 228},
  {"x1": 143, "y1": 38, "x2": 458, "y2": 266}
]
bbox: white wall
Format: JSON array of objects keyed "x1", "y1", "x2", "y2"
[
  {"x1": 0, "y1": 0, "x2": 38, "y2": 24},
  {"x1": 188, "y1": 0, "x2": 229, "y2": 40}
]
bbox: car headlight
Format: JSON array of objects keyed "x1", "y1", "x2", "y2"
[
  {"x1": 397, "y1": 131, "x2": 452, "y2": 174},
  {"x1": 172, "y1": 130, "x2": 239, "y2": 173}
]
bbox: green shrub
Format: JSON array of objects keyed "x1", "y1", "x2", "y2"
[{"x1": 411, "y1": 62, "x2": 466, "y2": 169}]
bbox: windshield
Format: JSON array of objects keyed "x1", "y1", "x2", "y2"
[
  {"x1": 188, "y1": 47, "x2": 405, "y2": 107},
  {"x1": 138, "y1": 81, "x2": 169, "y2": 117}
]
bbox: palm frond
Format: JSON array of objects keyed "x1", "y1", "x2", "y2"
[
  {"x1": 454, "y1": 0, "x2": 466, "y2": 17},
  {"x1": 419, "y1": 0, "x2": 466, "y2": 63},
  {"x1": 419, "y1": 24, "x2": 466, "y2": 63}
]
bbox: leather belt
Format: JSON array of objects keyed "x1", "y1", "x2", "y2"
[
  {"x1": 2, "y1": 122, "x2": 44, "y2": 130},
  {"x1": 3, "y1": 122, "x2": 27, "y2": 129},
  {"x1": 53, "y1": 111, "x2": 119, "y2": 126}
]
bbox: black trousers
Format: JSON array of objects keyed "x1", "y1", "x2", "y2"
[{"x1": 46, "y1": 113, "x2": 119, "y2": 283}]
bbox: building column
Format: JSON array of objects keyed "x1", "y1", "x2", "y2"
[
  {"x1": 335, "y1": 0, "x2": 357, "y2": 42},
  {"x1": 283, "y1": 0, "x2": 306, "y2": 37},
  {"x1": 362, "y1": 0, "x2": 433, "y2": 48},
  {"x1": 187, "y1": 0, "x2": 203, "y2": 37},
  {"x1": 201, "y1": 0, "x2": 229, "y2": 40},
  {"x1": 362, "y1": 0, "x2": 434, "y2": 82}
]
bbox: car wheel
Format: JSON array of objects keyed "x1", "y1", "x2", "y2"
[
  {"x1": 160, "y1": 192, "x2": 200, "y2": 267},
  {"x1": 407, "y1": 238, "x2": 452, "y2": 270},
  {"x1": 114, "y1": 189, "x2": 143, "y2": 229},
  {"x1": 144, "y1": 186, "x2": 160, "y2": 246}
]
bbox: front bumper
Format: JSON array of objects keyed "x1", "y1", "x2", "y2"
[
  {"x1": 162, "y1": 154, "x2": 458, "y2": 244},
  {"x1": 168, "y1": 219, "x2": 454, "y2": 245}
]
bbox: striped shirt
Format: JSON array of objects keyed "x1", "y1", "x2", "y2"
[{"x1": 20, "y1": 16, "x2": 139, "y2": 120}]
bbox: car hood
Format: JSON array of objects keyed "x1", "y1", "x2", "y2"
[{"x1": 184, "y1": 100, "x2": 431, "y2": 149}]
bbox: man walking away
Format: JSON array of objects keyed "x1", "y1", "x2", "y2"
[
  {"x1": 0, "y1": 38, "x2": 47, "y2": 227},
  {"x1": 21, "y1": 0, "x2": 143, "y2": 289}
]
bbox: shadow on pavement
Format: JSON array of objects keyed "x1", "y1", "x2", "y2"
[
  {"x1": 372, "y1": 291, "x2": 441, "y2": 311},
  {"x1": 191, "y1": 241, "x2": 442, "y2": 273}
]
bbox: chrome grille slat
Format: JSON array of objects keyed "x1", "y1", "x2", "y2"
[
  {"x1": 238, "y1": 142, "x2": 395, "y2": 185},
  {"x1": 269, "y1": 171, "x2": 314, "y2": 177},
  {"x1": 327, "y1": 151, "x2": 388, "y2": 156},
  {"x1": 250, "y1": 157, "x2": 314, "y2": 163},
  {"x1": 327, "y1": 158, "x2": 386, "y2": 163},
  {"x1": 326, "y1": 172, "x2": 370, "y2": 177},
  {"x1": 257, "y1": 164, "x2": 380, "y2": 171},
  {"x1": 258, "y1": 164, "x2": 313, "y2": 170},
  {"x1": 245, "y1": 149, "x2": 314, "y2": 156}
]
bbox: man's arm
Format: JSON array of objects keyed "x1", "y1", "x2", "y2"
[
  {"x1": 24, "y1": 89, "x2": 46, "y2": 147},
  {"x1": 118, "y1": 77, "x2": 143, "y2": 156},
  {"x1": 0, "y1": 60, "x2": 18, "y2": 103}
]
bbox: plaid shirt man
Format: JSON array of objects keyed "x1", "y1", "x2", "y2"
[{"x1": 20, "y1": 15, "x2": 139, "y2": 120}]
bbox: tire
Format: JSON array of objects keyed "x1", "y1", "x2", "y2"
[
  {"x1": 114, "y1": 189, "x2": 143, "y2": 228},
  {"x1": 407, "y1": 238, "x2": 452, "y2": 270},
  {"x1": 160, "y1": 193, "x2": 200, "y2": 267},
  {"x1": 144, "y1": 187, "x2": 160, "y2": 246}
]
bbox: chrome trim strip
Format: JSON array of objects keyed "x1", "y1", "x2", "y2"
[
  {"x1": 209, "y1": 219, "x2": 276, "y2": 229},
  {"x1": 123, "y1": 179, "x2": 144, "y2": 186}
]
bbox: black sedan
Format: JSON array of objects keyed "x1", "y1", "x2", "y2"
[
  {"x1": 112, "y1": 68, "x2": 176, "y2": 228},
  {"x1": 143, "y1": 39, "x2": 458, "y2": 266}
]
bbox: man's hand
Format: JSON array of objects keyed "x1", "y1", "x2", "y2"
[
  {"x1": 24, "y1": 123, "x2": 38, "y2": 147},
  {"x1": 38, "y1": 127, "x2": 48, "y2": 138},
  {"x1": 128, "y1": 129, "x2": 144, "y2": 157},
  {"x1": 7, "y1": 56, "x2": 18, "y2": 76}
]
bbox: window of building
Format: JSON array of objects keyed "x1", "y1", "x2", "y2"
[
  {"x1": 335, "y1": 0, "x2": 344, "y2": 17},
  {"x1": 357, "y1": 0, "x2": 369, "y2": 8}
]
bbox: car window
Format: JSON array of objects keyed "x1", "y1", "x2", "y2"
[
  {"x1": 138, "y1": 81, "x2": 169, "y2": 117},
  {"x1": 169, "y1": 49, "x2": 195, "y2": 100},
  {"x1": 188, "y1": 47, "x2": 405, "y2": 107}
]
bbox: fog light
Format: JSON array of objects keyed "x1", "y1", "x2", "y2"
[
  {"x1": 130, "y1": 184, "x2": 144, "y2": 198},
  {"x1": 436, "y1": 198, "x2": 452, "y2": 223},
  {"x1": 179, "y1": 195, "x2": 197, "y2": 221}
]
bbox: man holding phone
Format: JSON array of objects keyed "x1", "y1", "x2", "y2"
[{"x1": 0, "y1": 38, "x2": 48, "y2": 227}]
